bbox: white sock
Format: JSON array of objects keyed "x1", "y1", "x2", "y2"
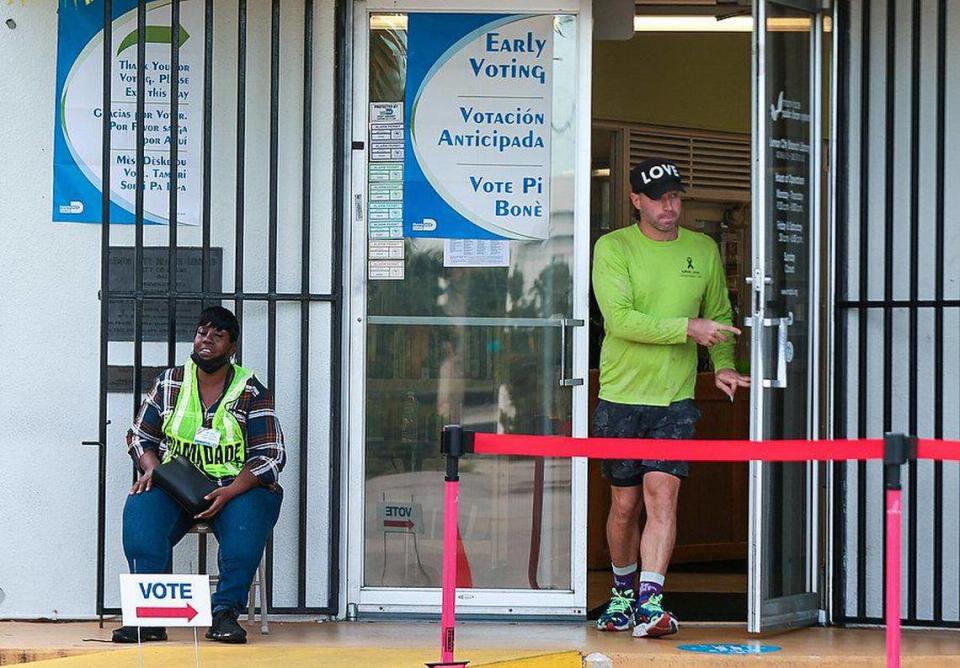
[{"x1": 639, "y1": 571, "x2": 665, "y2": 587}]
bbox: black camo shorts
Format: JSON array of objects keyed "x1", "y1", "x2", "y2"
[{"x1": 594, "y1": 398, "x2": 701, "y2": 486}]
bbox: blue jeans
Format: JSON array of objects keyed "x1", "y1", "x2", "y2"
[{"x1": 122, "y1": 485, "x2": 282, "y2": 615}]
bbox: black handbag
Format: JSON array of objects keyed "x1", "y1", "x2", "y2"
[{"x1": 151, "y1": 454, "x2": 217, "y2": 515}]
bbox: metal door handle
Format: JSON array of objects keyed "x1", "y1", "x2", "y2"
[
  {"x1": 762, "y1": 312, "x2": 793, "y2": 389},
  {"x1": 559, "y1": 318, "x2": 584, "y2": 387},
  {"x1": 354, "y1": 193, "x2": 364, "y2": 222}
]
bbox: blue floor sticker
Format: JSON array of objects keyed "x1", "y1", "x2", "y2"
[{"x1": 678, "y1": 643, "x2": 782, "y2": 655}]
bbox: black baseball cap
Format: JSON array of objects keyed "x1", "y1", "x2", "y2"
[{"x1": 629, "y1": 158, "x2": 686, "y2": 199}]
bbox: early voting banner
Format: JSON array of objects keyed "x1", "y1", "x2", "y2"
[
  {"x1": 403, "y1": 14, "x2": 554, "y2": 241},
  {"x1": 53, "y1": 0, "x2": 204, "y2": 225}
]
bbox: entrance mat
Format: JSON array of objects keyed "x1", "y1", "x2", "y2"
[{"x1": 588, "y1": 592, "x2": 746, "y2": 623}]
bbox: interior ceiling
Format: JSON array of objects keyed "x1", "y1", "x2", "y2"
[{"x1": 634, "y1": 0, "x2": 751, "y2": 17}]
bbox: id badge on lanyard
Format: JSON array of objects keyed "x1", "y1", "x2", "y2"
[{"x1": 194, "y1": 427, "x2": 222, "y2": 448}]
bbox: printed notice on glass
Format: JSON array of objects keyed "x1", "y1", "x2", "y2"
[
  {"x1": 371, "y1": 123, "x2": 405, "y2": 143},
  {"x1": 768, "y1": 83, "x2": 811, "y2": 299},
  {"x1": 368, "y1": 259, "x2": 405, "y2": 280},
  {"x1": 371, "y1": 102, "x2": 403, "y2": 124},
  {"x1": 403, "y1": 14, "x2": 554, "y2": 240},
  {"x1": 443, "y1": 239, "x2": 510, "y2": 267},
  {"x1": 368, "y1": 161, "x2": 404, "y2": 239},
  {"x1": 370, "y1": 118, "x2": 405, "y2": 162},
  {"x1": 369, "y1": 162, "x2": 403, "y2": 183},
  {"x1": 369, "y1": 240, "x2": 405, "y2": 260}
]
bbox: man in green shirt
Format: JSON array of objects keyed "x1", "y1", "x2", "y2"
[{"x1": 592, "y1": 158, "x2": 749, "y2": 638}]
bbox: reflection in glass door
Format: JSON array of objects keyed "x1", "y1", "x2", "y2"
[
  {"x1": 349, "y1": 2, "x2": 590, "y2": 615},
  {"x1": 748, "y1": 0, "x2": 825, "y2": 632}
]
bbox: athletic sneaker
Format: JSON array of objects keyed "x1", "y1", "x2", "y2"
[
  {"x1": 205, "y1": 608, "x2": 247, "y2": 644},
  {"x1": 595, "y1": 587, "x2": 636, "y2": 632},
  {"x1": 632, "y1": 593, "x2": 679, "y2": 638}
]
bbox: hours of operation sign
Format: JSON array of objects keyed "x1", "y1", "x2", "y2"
[{"x1": 403, "y1": 14, "x2": 554, "y2": 241}]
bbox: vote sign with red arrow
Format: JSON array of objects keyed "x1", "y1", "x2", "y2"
[
  {"x1": 378, "y1": 501, "x2": 423, "y2": 534},
  {"x1": 120, "y1": 574, "x2": 212, "y2": 627}
]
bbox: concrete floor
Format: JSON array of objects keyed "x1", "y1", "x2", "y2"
[{"x1": 3, "y1": 619, "x2": 960, "y2": 666}]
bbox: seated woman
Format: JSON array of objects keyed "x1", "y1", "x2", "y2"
[{"x1": 113, "y1": 306, "x2": 285, "y2": 644}]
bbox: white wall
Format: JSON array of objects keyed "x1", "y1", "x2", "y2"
[
  {"x1": 0, "y1": 0, "x2": 339, "y2": 618},
  {"x1": 0, "y1": 0, "x2": 103, "y2": 620}
]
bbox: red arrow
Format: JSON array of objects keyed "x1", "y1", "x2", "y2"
[
  {"x1": 384, "y1": 519, "x2": 414, "y2": 529},
  {"x1": 136, "y1": 603, "x2": 198, "y2": 622}
]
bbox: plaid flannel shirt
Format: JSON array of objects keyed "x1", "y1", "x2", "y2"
[{"x1": 128, "y1": 365, "x2": 286, "y2": 485}]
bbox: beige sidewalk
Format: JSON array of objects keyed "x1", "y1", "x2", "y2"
[{"x1": 2, "y1": 619, "x2": 960, "y2": 666}]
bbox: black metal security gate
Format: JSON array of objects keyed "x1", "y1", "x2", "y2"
[
  {"x1": 833, "y1": 0, "x2": 959, "y2": 628},
  {"x1": 85, "y1": 0, "x2": 346, "y2": 617}
]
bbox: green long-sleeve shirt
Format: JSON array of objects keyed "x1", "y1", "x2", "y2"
[{"x1": 592, "y1": 224, "x2": 736, "y2": 406}]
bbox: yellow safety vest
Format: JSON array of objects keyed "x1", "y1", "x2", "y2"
[{"x1": 162, "y1": 358, "x2": 254, "y2": 479}]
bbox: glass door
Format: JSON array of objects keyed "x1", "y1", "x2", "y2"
[
  {"x1": 747, "y1": 0, "x2": 825, "y2": 632},
  {"x1": 347, "y1": 0, "x2": 591, "y2": 616}
]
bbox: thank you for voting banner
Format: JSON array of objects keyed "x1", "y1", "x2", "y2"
[
  {"x1": 404, "y1": 14, "x2": 554, "y2": 240},
  {"x1": 53, "y1": 0, "x2": 204, "y2": 225}
]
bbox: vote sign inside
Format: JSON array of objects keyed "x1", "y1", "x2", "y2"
[
  {"x1": 120, "y1": 574, "x2": 212, "y2": 627},
  {"x1": 377, "y1": 501, "x2": 424, "y2": 534}
]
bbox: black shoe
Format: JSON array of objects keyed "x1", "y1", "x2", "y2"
[
  {"x1": 205, "y1": 609, "x2": 247, "y2": 644},
  {"x1": 111, "y1": 626, "x2": 167, "y2": 643}
]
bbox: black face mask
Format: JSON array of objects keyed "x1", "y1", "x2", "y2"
[{"x1": 191, "y1": 351, "x2": 231, "y2": 374}]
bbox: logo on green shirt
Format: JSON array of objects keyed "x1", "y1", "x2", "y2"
[{"x1": 681, "y1": 256, "x2": 701, "y2": 278}]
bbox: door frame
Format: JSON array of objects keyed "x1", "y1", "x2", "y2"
[
  {"x1": 747, "y1": 0, "x2": 827, "y2": 633},
  {"x1": 344, "y1": 0, "x2": 594, "y2": 617}
]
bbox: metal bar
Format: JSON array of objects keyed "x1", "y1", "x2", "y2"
[
  {"x1": 832, "y1": 0, "x2": 850, "y2": 625},
  {"x1": 808, "y1": 12, "x2": 824, "y2": 597},
  {"x1": 838, "y1": 300, "x2": 960, "y2": 308},
  {"x1": 248, "y1": 606, "x2": 332, "y2": 614},
  {"x1": 134, "y1": 0, "x2": 146, "y2": 432},
  {"x1": 234, "y1": 0, "x2": 247, "y2": 360},
  {"x1": 367, "y1": 315, "x2": 570, "y2": 327},
  {"x1": 934, "y1": 0, "x2": 946, "y2": 626},
  {"x1": 906, "y1": 0, "x2": 920, "y2": 624},
  {"x1": 198, "y1": 534, "x2": 208, "y2": 574},
  {"x1": 93, "y1": 291, "x2": 337, "y2": 301},
  {"x1": 841, "y1": 616, "x2": 960, "y2": 630},
  {"x1": 297, "y1": 0, "x2": 314, "y2": 611},
  {"x1": 327, "y1": 0, "x2": 348, "y2": 616},
  {"x1": 167, "y1": 0, "x2": 181, "y2": 367},
  {"x1": 201, "y1": 0, "x2": 213, "y2": 309},
  {"x1": 96, "y1": 0, "x2": 114, "y2": 621},
  {"x1": 856, "y1": 0, "x2": 872, "y2": 621},
  {"x1": 882, "y1": 0, "x2": 894, "y2": 435},
  {"x1": 881, "y1": 0, "x2": 896, "y2": 623},
  {"x1": 746, "y1": 0, "x2": 767, "y2": 634},
  {"x1": 100, "y1": 604, "x2": 337, "y2": 617},
  {"x1": 265, "y1": 0, "x2": 281, "y2": 609}
]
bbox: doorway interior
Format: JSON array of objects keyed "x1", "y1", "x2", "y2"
[{"x1": 586, "y1": 7, "x2": 755, "y2": 622}]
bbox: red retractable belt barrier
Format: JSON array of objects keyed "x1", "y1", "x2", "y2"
[
  {"x1": 916, "y1": 439, "x2": 960, "y2": 461},
  {"x1": 433, "y1": 430, "x2": 955, "y2": 668},
  {"x1": 472, "y1": 433, "x2": 885, "y2": 461}
]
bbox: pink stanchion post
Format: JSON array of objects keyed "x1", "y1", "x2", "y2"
[
  {"x1": 883, "y1": 433, "x2": 913, "y2": 668},
  {"x1": 427, "y1": 426, "x2": 469, "y2": 668},
  {"x1": 885, "y1": 487, "x2": 902, "y2": 668}
]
